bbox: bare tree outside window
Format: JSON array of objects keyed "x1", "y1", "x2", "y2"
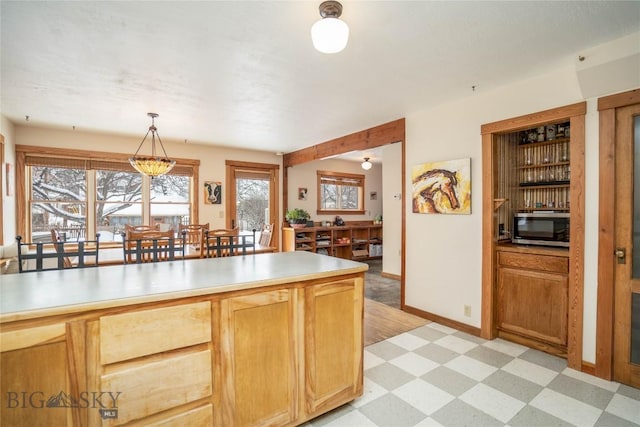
[{"x1": 236, "y1": 177, "x2": 269, "y2": 232}]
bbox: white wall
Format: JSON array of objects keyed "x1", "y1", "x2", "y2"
[
  {"x1": 286, "y1": 157, "x2": 382, "y2": 224},
  {"x1": 382, "y1": 142, "x2": 402, "y2": 276},
  {"x1": 1, "y1": 116, "x2": 17, "y2": 242},
  {"x1": 405, "y1": 54, "x2": 638, "y2": 364},
  {"x1": 13, "y1": 125, "x2": 283, "y2": 230}
]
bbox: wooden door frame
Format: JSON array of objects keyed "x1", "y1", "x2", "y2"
[
  {"x1": 225, "y1": 160, "x2": 280, "y2": 249},
  {"x1": 282, "y1": 119, "x2": 406, "y2": 304},
  {"x1": 596, "y1": 88, "x2": 640, "y2": 379},
  {"x1": 0, "y1": 134, "x2": 4, "y2": 245},
  {"x1": 481, "y1": 102, "x2": 586, "y2": 370}
]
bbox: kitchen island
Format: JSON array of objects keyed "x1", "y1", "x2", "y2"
[{"x1": 0, "y1": 251, "x2": 367, "y2": 426}]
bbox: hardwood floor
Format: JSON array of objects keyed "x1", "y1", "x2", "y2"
[
  {"x1": 363, "y1": 260, "x2": 429, "y2": 346},
  {"x1": 364, "y1": 298, "x2": 429, "y2": 346}
]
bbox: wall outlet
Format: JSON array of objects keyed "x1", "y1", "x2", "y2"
[{"x1": 464, "y1": 305, "x2": 471, "y2": 317}]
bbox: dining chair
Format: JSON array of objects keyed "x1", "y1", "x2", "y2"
[
  {"x1": 122, "y1": 229, "x2": 186, "y2": 263},
  {"x1": 178, "y1": 223, "x2": 210, "y2": 258},
  {"x1": 204, "y1": 228, "x2": 254, "y2": 258},
  {"x1": 16, "y1": 234, "x2": 101, "y2": 273}
]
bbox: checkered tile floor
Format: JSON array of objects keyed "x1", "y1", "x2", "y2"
[{"x1": 305, "y1": 322, "x2": 640, "y2": 427}]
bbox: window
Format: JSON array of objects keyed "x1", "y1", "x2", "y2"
[
  {"x1": 18, "y1": 147, "x2": 199, "y2": 243},
  {"x1": 317, "y1": 170, "x2": 365, "y2": 214}
]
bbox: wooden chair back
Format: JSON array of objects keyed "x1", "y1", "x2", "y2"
[
  {"x1": 16, "y1": 234, "x2": 101, "y2": 273},
  {"x1": 122, "y1": 229, "x2": 185, "y2": 263},
  {"x1": 204, "y1": 228, "x2": 254, "y2": 258},
  {"x1": 178, "y1": 223, "x2": 210, "y2": 258},
  {"x1": 124, "y1": 224, "x2": 160, "y2": 239},
  {"x1": 51, "y1": 229, "x2": 72, "y2": 268},
  {"x1": 259, "y1": 223, "x2": 274, "y2": 247}
]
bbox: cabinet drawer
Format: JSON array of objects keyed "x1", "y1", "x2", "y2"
[
  {"x1": 101, "y1": 350, "x2": 212, "y2": 425},
  {"x1": 100, "y1": 301, "x2": 211, "y2": 364},
  {"x1": 498, "y1": 252, "x2": 568, "y2": 274},
  {"x1": 145, "y1": 404, "x2": 213, "y2": 426}
]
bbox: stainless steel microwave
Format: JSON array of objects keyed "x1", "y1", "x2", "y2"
[{"x1": 512, "y1": 212, "x2": 570, "y2": 247}]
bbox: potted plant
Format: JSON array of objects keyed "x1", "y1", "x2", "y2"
[{"x1": 286, "y1": 208, "x2": 310, "y2": 229}]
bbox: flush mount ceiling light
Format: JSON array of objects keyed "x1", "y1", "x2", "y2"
[
  {"x1": 361, "y1": 157, "x2": 372, "y2": 170},
  {"x1": 311, "y1": 1, "x2": 349, "y2": 54},
  {"x1": 129, "y1": 113, "x2": 176, "y2": 177}
]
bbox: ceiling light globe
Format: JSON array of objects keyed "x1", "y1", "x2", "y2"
[
  {"x1": 361, "y1": 159, "x2": 372, "y2": 170},
  {"x1": 311, "y1": 17, "x2": 349, "y2": 54}
]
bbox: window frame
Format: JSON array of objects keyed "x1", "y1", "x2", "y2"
[
  {"x1": 16, "y1": 145, "x2": 200, "y2": 242},
  {"x1": 316, "y1": 170, "x2": 366, "y2": 215}
]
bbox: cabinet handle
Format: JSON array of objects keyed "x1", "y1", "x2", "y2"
[{"x1": 615, "y1": 248, "x2": 626, "y2": 264}]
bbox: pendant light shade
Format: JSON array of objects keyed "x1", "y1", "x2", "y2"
[
  {"x1": 361, "y1": 157, "x2": 372, "y2": 170},
  {"x1": 311, "y1": 1, "x2": 349, "y2": 54},
  {"x1": 129, "y1": 113, "x2": 176, "y2": 178}
]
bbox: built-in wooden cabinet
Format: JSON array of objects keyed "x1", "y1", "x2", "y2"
[
  {"x1": 481, "y1": 102, "x2": 585, "y2": 369},
  {"x1": 497, "y1": 246, "x2": 569, "y2": 356},
  {"x1": 283, "y1": 224, "x2": 382, "y2": 260}
]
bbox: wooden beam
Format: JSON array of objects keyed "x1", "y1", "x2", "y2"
[
  {"x1": 283, "y1": 118, "x2": 405, "y2": 168},
  {"x1": 480, "y1": 102, "x2": 586, "y2": 135}
]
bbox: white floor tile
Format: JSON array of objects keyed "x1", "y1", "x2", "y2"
[
  {"x1": 459, "y1": 383, "x2": 526, "y2": 423},
  {"x1": 605, "y1": 393, "x2": 640, "y2": 424},
  {"x1": 387, "y1": 332, "x2": 429, "y2": 351},
  {"x1": 392, "y1": 379, "x2": 455, "y2": 415},
  {"x1": 434, "y1": 334, "x2": 478, "y2": 354},
  {"x1": 325, "y1": 410, "x2": 378, "y2": 427},
  {"x1": 530, "y1": 388, "x2": 602, "y2": 427},
  {"x1": 501, "y1": 358, "x2": 558, "y2": 386},
  {"x1": 414, "y1": 417, "x2": 445, "y2": 427},
  {"x1": 363, "y1": 350, "x2": 386, "y2": 370},
  {"x1": 389, "y1": 352, "x2": 440, "y2": 377},
  {"x1": 426, "y1": 323, "x2": 458, "y2": 334},
  {"x1": 482, "y1": 338, "x2": 528, "y2": 357},
  {"x1": 352, "y1": 378, "x2": 388, "y2": 408},
  {"x1": 444, "y1": 355, "x2": 498, "y2": 382},
  {"x1": 561, "y1": 367, "x2": 620, "y2": 392}
]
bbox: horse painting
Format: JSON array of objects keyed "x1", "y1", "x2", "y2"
[{"x1": 412, "y1": 159, "x2": 471, "y2": 214}]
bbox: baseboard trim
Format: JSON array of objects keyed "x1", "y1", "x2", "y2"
[
  {"x1": 402, "y1": 304, "x2": 481, "y2": 337},
  {"x1": 381, "y1": 272, "x2": 401, "y2": 280}
]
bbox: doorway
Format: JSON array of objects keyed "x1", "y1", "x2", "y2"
[
  {"x1": 225, "y1": 160, "x2": 279, "y2": 247},
  {"x1": 596, "y1": 88, "x2": 640, "y2": 386}
]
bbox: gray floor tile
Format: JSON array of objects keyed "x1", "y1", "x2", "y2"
[
  {"x1": 431, "y1": 398, "x2": 503, "y2": 427},
  {"x1": 465, "y1": 345, "x2": 514, "y2": 368},
  {"x1": 366, "y1": 340, "x2": 408, "y2": 361},
  {"x1": 508, "y1": 404, "x2": 574, "y2": 427},
  {"x1": 406, "y1": 324, "x2": 447, "y2": 342},
  {"x1": 595, "y1": 410, "x2": 640, "y2": 427},
  {"x1": 420, "y1": 366, "x2": 477, "y2": 397},
  {"x1": 519, "y1": 348, "x2": 567, "y2": 372},
  {"x1": 453, "y1": 330, "x2": 487, "y2": 345},
  {"x1": 618, "y1": 384, "x2": 640, "y2": 401},
  {"x1": 414, "y1": 343, "x2": 458, "y2": 364},
  {"x1": 482, "y1": 369, "x2": 544, "y2": 403},
  {"x1": 547, "y1": 373, "x2": 615, "y2": 410},
  {"x1": 365, "y1": 362, "x2": 416, "y2": 391},
  {"x1": 358, "y1": 393, "x2": 427, "y2": 426}
]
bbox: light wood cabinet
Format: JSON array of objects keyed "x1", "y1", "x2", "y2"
[
  {"x1": 497, "y1": 248, "x2": 569, "y2": 356},
  {"x1": 283, "y1": 223, "x2": 382, "y2": 260},
  {"x1": 305, "y1": 278, "x2": 363, "y2": 417},
  {"x1": 0, "y1": 253, "x2": 365, "y2": 426}
]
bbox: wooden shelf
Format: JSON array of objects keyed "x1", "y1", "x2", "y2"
[{"x1": 283, "y1": 224, "x2": 383, "y2": 260}]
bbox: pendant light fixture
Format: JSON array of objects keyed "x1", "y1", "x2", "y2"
[
  {"x1": 361, "y1": 157, "x2": 372, "y2": 170},
  {"x1": 129, "y1": 113, "x2": 176, "y2": 177},
  {"x1": 311, "y1": 1, "x2": 349, "y2": 54}
]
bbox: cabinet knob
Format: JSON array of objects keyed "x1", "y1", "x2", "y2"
[{"x1": 615, "y1": 248, "x2": 626, "y2": 264}]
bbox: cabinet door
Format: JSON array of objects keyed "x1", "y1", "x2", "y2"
[
  {"x1": 497, "y1": 266, "x2": 568, "y2": 346},
  {"x1": 305, "y1": 277, "x2": 364, "y2": 417},
  {"x1": 220, "y1": 289, "x2": 298, "y2": 426}
]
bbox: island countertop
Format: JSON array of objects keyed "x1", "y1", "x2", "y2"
[{"x1": 0, "y1": 251, "x2": 368, "y2": 323}]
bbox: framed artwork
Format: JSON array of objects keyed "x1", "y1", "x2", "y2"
[
  {"x1": 370, "y1": 191, "x2": 377, "y2": 200},
  {"x1": 204, "y1": 181, "x2": 222, "y2": 204},
  {"x1": 298, "y1": 187, "x2": 307, "y2": 201},
  {"x1": 5, "y1": 163, "x2": 13, "y2": 196},
  {"x1": 412, "y1": 158, "x2": 471, "y2": 214}
]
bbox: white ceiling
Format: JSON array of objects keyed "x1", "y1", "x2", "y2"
[{"x1": 1, "y1": 1, "x2": 639, "y2": 156}]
